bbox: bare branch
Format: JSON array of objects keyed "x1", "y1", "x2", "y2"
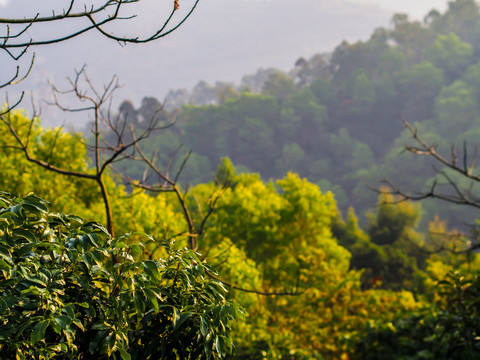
[
  {"x1": 206, "y1": 269, "x2": 307, "y2": 296},
  {"x1": 0, "y1": 113, "x2": 96, "y2": 180},
  {"x1": 0, "y1": 0, "x2": 199, "y2": 116},
  {"x1": 401, "y1": 114, "x2": 480, "y2": 182},
  {"x1": 0, "y1": 1, "x2": 199, "y2": 51},
  {"x1": 376, "y1": 115, "x2": 480, "y2": 252}
]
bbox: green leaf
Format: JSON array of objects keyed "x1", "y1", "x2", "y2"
[
  {"x1": 30, "y1": 320, "x2": 49, "y2": 344},
  {"x1": 220, "y1": 304, "x2": 227, "y2": 320},
  {"x1": 0, "y1": 298, "x2": 8, "y2": 314},
  {"x1": 134, "y1": 292, "x2": 146, "y2": 315},
  {"x1": 174, "y1": 312, "x2": 193, "y2": 330},
  {"x1": 172, "y1": 308, "x2": 180, "y2": 327},
  {"x1": 204, "y1": 337, "x2": 212, "y2": 358},
  {"x1": 7, "y1": 205, "x2": 23, "y2": 221},
  {"x1": 72, "y1": 318, "x2": 85, "y2": 332},
  {"x1": 16, "y1": 244, "x2": 34, "y2": 258},
  {"x1": 215, "y1": 335, "x2": 227, "y2": 357},
  {"x1": 66, "y1": 247, "x2": 78, "y2": 262},
  {"x1": 53, "y1": 315, "x2": 71, "y2": 330},
  {"x1": 23, "y1": 194, "x2": 49, "y2": 211},
  {"x1": 66, "y1": 214, "x2": 84, "y2": 227},
  {"x1": 63, "y1": 304, "x2": 75, "y2": 318},
  {"x1": 47, "y1": 213, "x2": 68, "y2": 226},
  {"x1": 92, "y1": 322, "x2": 109, "y2": 330},
  {"x1": 0, "y1": 245, "x2": 11, "y2": 261},
  {"x1": 89, "y1": 330, "x2": 107, "y2": 353},
  {"x1": 83, "y1": 222, "x2": 109, "y2": 237},
  {"x1": 144, "y1": 288, "x2": 159, "y2": 312},
  {"x1": 82, "y1": 253, "x2": 92, "y2": 270},
  {"x1": 223, "y1": 335, "x2": 234, "y2": 353},
  {"x1": 195, "y1": 264, "x2": 205, "y2": 277},
  {"x1": 24, "y1": 274, "x2": 47, "y2": 288},
  {"x1": 200, "y1": 316, "x2": 208, "y2": 337},
  {"x1": 85, "y1": 233, "x2": 100, "y2": 247},
  {"x1": 118, "y1": 348, "x2": 131, "y2": 360},
  {"x1": 129, "y1": 244, "x2": 143, "y2": 255},
  {"x1": 13, "y1": 229, "x2": 36, "y2": 243},
  {"x1": 21, "y1": 204, "x2": 43, "y2": 217},
  {"x1": 0, "y1": 259, "x2": 11, "y2": 272},
  {"x1": 21, "y1": 285, "x2": 45, "y2": 296},
  {"x1": 143, "y1": 260, "x2": 159, "y2": 278}
]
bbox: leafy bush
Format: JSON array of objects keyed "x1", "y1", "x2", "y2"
[
  {"x1": 0, "y1": 192, "x2": 242, "y2": 359},
  {"x1": 349, "y1": 269, "x2": 480, "y2": 359}
]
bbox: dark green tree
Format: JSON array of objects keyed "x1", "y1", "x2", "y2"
[
  {"x1": 0, "y1": 192, "x2": 241, "y2": 359},
  {"x1": 423, "y1": 32, "x2": 474, "y2": 83}
]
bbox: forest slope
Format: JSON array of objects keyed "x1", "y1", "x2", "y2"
[{"x1": 116, "y1": 0, "x2": 480, "y2": 229}]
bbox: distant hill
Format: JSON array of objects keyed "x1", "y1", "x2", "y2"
[
  {"x1": 3, "y1": 0, "x2": 393, "y2": 126},
  {"x1": 109, "y1": 0, "x2": 480, "y2": 231}
]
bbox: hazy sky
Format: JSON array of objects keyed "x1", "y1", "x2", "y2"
[
  {"x1": 0, "y1": 0, "x2": 455, "y2": 125},
  {"x1": 0, "y1": 0, "x2": 450, "y2": 20},
  {"x1": 347, "y1": 0, "x2": 448, "y2": 18}
]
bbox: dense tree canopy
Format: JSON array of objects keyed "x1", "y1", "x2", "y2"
[
  {"x1": 0, "y1": 115, "x2": 429, "y2": 358},
  {"x1": 0, "y1": 192, "x2": 241, "y2": 359}
]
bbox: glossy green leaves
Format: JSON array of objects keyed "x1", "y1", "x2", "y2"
[{"x1": 0, "y1": 193, "x2": 241, "y2": 359}]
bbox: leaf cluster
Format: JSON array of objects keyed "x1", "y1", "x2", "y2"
[
  {"x1": 350, "y1": 269, "x2": 480, "y2": 359},
  {"x1": 0, "y1": 192, "x2": 242, "y2": 359}
]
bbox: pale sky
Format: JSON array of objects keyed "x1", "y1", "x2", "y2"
[
  {"x1": 347, "y1": 0, "x2": 449, "y2": 19},
  {"x1": 0, "y1": 0, "x2": 451, "y2": 19},
  {"x1": 0, "y1": 0, "x2": 458, "y2": 126}
]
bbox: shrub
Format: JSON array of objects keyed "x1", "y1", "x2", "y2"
[
  {"x1": 349, "y1": 269, "x2": 480, "y2": 359},
  {"x1": 0, "y1": 192, "x2": 241, "y2": 359}
]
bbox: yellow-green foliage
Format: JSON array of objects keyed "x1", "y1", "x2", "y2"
[
  {"x1": 0, "y1": 112, "x2": 424, "y2": 359},
  {"x1": 193, "y1": 171, "x2": 421, "y2": 358},
  {"x1": 0, "y1": 112, "x2": 187, "y2": 252},
  {"x1": 0, "y1": 111, "x2": 95, "y2": 215}
]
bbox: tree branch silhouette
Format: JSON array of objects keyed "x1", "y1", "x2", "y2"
[
  {"x1": 0, "y1": 0, "x2": 199, "y2": 109},
  {"x1": 377, "y1": 114, "x2": 480, "y2": 252},
  {"x1": 0, "y1": 67, "x2": 170, "y2": 237}
]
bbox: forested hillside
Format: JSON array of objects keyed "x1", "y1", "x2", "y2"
[
  {"x1": 1, "y1": 109, "x2": 479, "y2": 358},
  {"x1": 116, "y1": 0, "x2": 480, "y2": 229}
]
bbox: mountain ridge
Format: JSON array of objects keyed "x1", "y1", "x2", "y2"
[{"x1": 3, "y1": 0, "x2": 395, "y2": 126}]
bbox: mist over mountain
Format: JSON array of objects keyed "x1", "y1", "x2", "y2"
[
  {"x1": 3, "y1": 0, "x2": 398, "y2": 126},
  {"x1": 348, "y1": 0, "x2": 447, "y2": 18}
]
